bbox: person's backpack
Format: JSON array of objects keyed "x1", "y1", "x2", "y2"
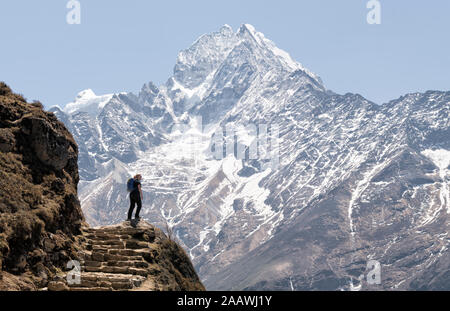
[{"x1": 127, "y1": 178, "x2": 135, "y2": 192}]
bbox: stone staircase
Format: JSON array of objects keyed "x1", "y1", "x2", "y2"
[{"x1": 48, "y1": 221, "x2": 160, "y2": 291}]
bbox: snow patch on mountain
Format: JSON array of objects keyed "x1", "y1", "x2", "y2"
[
  {"x1": 63, "y1": 89, "x2": 117, "y2": 116},
  {"x1": 422, "y1": 149, "x2": 450, "y2": 213}
]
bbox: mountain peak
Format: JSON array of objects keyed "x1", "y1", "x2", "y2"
[
  {"x1": 237, "y1": 23, "x2": 266, "y2": 47},
  {"x1": 235, "y1": 24, "x2": 322, "y2": 84},
  {"x1": 173, "y1": 24, "x2": 322, "y2": 90},
  {"x1": 219, "y1": 24, "x2": 233, "y2": 35},
  {"x1": 238, "y1": 23, "x2": 257, "y2": 35},
  {"x1": 64, "y1": 89, "x2": 115, "y2": 115},
  {"x1": 77, "y1": 89, "x2": 96, "y2": 99},
  {"x1": 173, "y1": 25, "x2": 239, "y2": 89}
]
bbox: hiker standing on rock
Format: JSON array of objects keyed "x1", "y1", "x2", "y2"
[{"x1": 127, "y1": 174, "x2": 143, "y2": 221}]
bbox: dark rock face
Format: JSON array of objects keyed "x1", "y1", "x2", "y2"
[
  {"x1": 0, "y1": 82, "x2": 84, "y2": 290},
  {"x1": 28, "y1": 116, "x2": 76, "y2": 171}
]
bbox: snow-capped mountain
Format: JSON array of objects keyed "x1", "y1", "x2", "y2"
[{"x1": 49, "y1": 24, "x2": 449, "y2": 290}]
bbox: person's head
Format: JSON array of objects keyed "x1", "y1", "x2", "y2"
[{"x1": 134, "y1": 174, "x2": 142, "y2": 181}]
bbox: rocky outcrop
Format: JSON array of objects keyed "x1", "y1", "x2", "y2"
[
  {"x1": 0, "y1": 82, "x2": 83, "y2": 290},
  {"x1": 0, "y1": 83, "x2": 204, "y2": 291},
  {"x1": 48, "y1": 221, "x2": 205, "y2": 291}
]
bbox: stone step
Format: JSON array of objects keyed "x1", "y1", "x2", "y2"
[
  {"x1": 125, "y1": 240, "x2": 150, "y2": 249},
  {"x1": 84, "y1": 226, "x2": 155, "y2": 235},
  {"x1": 117, "y1": 229, "x2": 151, "y2": 235},
  {"x1": 84, "y1": 260, "x2": 102, "y2": 267},
  {"x1": 90, "y1": 251, "x2": 144, "y2": 260},
  {"x1": 111, "y1": 282, "x2": 134, "y2": 290},
  {"x1": 68, "y1": 279, "x2": 106, "y2": 288},
  {"x1": 86, "y1": 239, "x2": 125, "y2": 245},
  {"x1": 79, "y1": 272, "x2": 146, "y2": 283},
  {"x1": 88, "y1": 246, "x2": 125, "y2": 252},
  {"x1": 69, "y1": 287, "x2": 113, "y2": 291},
  {"x1": 91, "y1": 245, "x2": 109, "y2": 252},
  {"x1": 104, "y1": 249, "x2": 154, "y2": 262},
  {"x1": 84, "y1": 266, "x2": 128, "y2": 274},
  {"x1": 88, "y1": 250, "x2": 152, "y2": 263},
  {"x1": 82, "y1": 228, "x2": 97, "y2": 234},
  {"x1": 103, "y1": 254, "x2": 143, "y2": 262},
  {"x1": 92, "y1": 228, "x2": 151, "y2": 236},
  {"x1": 67, "y1": 278, "x2": 141, "y2": 290},
  {"x1": 106, "y1": 261, "x2": 149, "y2": 269},
  {"x1": 89, "y1": 237, "x2": 122, "y2": 243},
  {"x1": 85, "y1": 233, "x2": 154, "y2": 243},
  {"x1": 109, "y1": 249, "x2": 142, "y2": 256},
  {"x1": 83, "y1": 265, "x2": 149, "y2": 276},
  {"x1": 83, "y1": 260, "x2": 148, "y2": 269},
  {"x1": 87, "y1": 241, "x2": 125, "y2": 249},
  {"x1": 128, "y1": 267, "x2": 149, "y2": 277},
  {"x1": 86, "y1": 230, "x2": 123, "y2": 239}
]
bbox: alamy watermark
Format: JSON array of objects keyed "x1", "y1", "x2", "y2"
[
  {"x1": 66, "y1": 0, "x2": 81, "y2": 25},
  {"x1": 362, "y1": 259, "x2": 381, "y2": 285},
  {"x1": 66, "y1": 259, "x2": 81, "y2": 285},
  {"x1": 367, "y1": 0, "x2": 381, "y2": 24},
  {"x1": 170, "y1": 116, "x2": 280, "y2": 171},
  {"x1": 351, "y1": 259, "x2": 381, "y2": 291}
]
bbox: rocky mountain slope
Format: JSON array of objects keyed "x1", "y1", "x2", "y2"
[
  {"x1": 0, "y1": 83, "x2": 204, "y2": 291},
  {"x1": 51, "y1": 24, "x2": 449, "y2": 290}
]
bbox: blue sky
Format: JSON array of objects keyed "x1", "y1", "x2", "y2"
[{"x1": 0, "y1": 0, "x2": 449, "y2": 108}]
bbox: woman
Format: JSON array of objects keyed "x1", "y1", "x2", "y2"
[{"x1": 127, "y1": 174, "x2": 143, "y2": 221}]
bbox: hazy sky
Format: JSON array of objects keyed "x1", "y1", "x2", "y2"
[{"x1": 0, "y1": 0, "x2": 449, "y2": 108}]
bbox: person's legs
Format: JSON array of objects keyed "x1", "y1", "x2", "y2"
[
  {"x1": 127, "y1": 195, "x2": 136, "y2": 220},
  {"x1": 135, "y1": 198, "x2": 142, "y2": 219}
]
